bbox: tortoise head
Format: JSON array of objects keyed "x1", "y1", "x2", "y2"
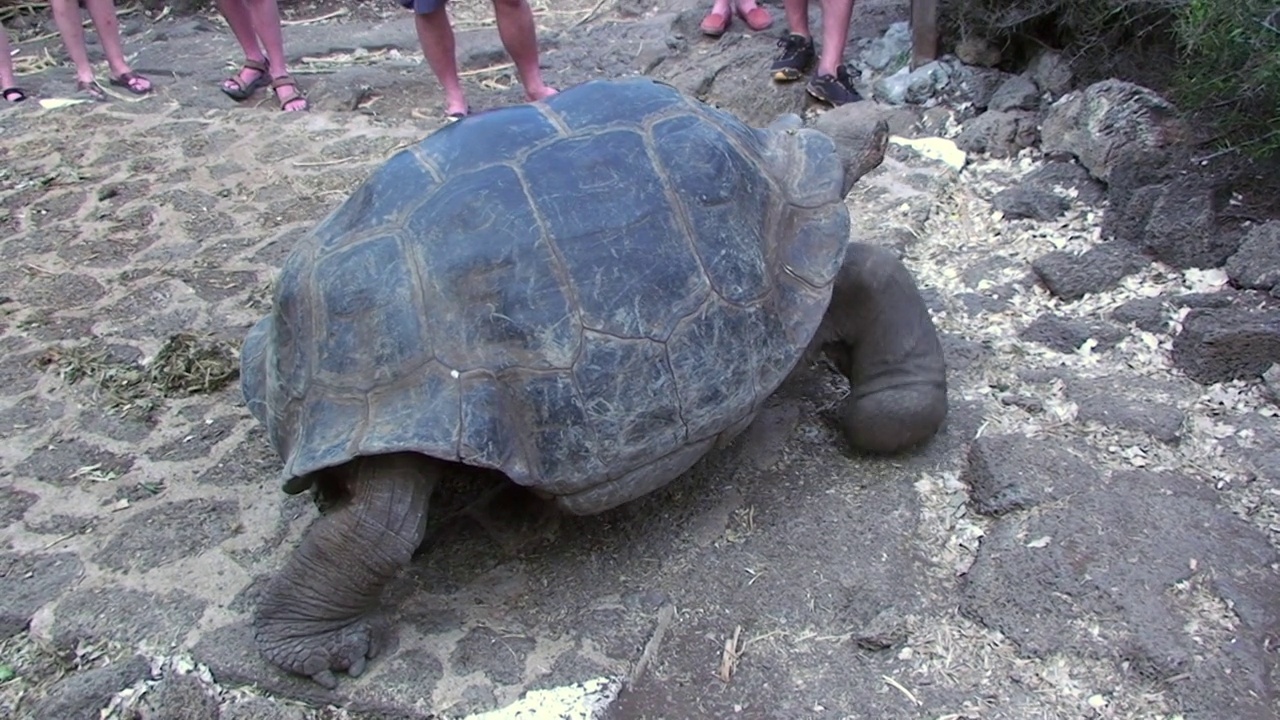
[{"x1": 759, "y1": 109, "x2": 889, "y2": 202}]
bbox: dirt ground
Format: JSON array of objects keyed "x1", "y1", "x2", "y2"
[{"x1": 1, "y1": 1, "x2": 1278, "y2": 719}]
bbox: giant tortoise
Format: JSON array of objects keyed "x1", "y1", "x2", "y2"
[{"x1": 240, "y1": 76, "x2": 948, "y2": 688}]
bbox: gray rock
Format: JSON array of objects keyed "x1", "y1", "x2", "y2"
[
  {"x1": 992, "y1": 186, "x2": 1069, "y2": 221},
  {"x1": 136, "y1": 671, "x2": 220, "y2": 720},
  {"x1": 92, "y1": 498, "x2": 240, "y2": 573},
  {"x1": 0, "y1": 552, "x2": 83, "y2": 639},
  {"x1": 1041, "y1": 79, "x2": 1189, "y2": 183},
  {"x1": 962, "y1": 470, "x2": 1280, "y2": 719},
  {"x1": 1026, "y1": 50, "x2": 1073, "y2": 98},
  {"x1": 954, "y1": 110, "x2": 1040, "y2": 158},
  {"x1": 1138, "y1": 176, "x2": 1238, "y2": 269},
  {"x1": 1067, "y1": 378, "x2": 1185, "y2": 443},
  {"x1": 1172, "y1": 308, "x2": 1280, "y2": 384},
  {"x1": 1019, "y1": 312, "x2": 1127, "y2": 354},
  {"x1": 988, "y1": 75, "x2": 1040, "y2": 112},
  {"x1": 954, "y1": 37, "x2": 1001, "y2": 68},
  {"x1": 1021, "y1": 160, "x2": 1106, "y2": 205},
  {"x1": 874, "y1": 61, "x2": 951, "y2": 105},
  {"x1": 30, "y1": 654, "x2": 151, "y2": 720},
  {"x1": 1224, "y1": 221, "x2": 1280, "y2": 294},
  {"x1": 861, "y1": 21, "x2": 912, "y2": 71},
  {"x1": 963, "y1": 434, "x2": 1100, "y2": 516},
  {"x1": 52, "y1": 587, "x2": 206, "y2": 652},
  {"x1": 1031, "y1": 243, "x2": 1148, "y2": 301},
  {"x1": 220, "y1": 697, "x2": 308, "y2": 720},
  {"x1": 1111, "y1": 297, "x2": 1169, "y2": 332},
  {"x1": 955, "y1": 66, "x2": 1012, "y2": 110},
  {"x1": 0, "y1": 486, "x2": 38, "y2": 526},
  {"x1": 852, "y1": 606, "x2": 909, "y2": 650}
]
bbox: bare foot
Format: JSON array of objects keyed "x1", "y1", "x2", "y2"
[{"x1": 526, "y1": 85, "x2": 558, "y2": 102}]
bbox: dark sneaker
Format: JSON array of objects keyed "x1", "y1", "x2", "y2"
[
  {"x1": 806, "y1": 65, "x2": 862, "y2": 106},
  {"x1": 770, "y1": 34, "x2": 815, "y2": 81}
]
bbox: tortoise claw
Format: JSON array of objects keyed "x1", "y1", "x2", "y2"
[{"x1": 312, "y1": 669, "x2": 338, "y2": 689}]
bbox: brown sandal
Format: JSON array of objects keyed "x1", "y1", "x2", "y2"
[
  {"x1": 222, "y1": 58, "x2": 270, "y2": 100},
  {"x1": 270, "y1": 75, "x2": 309, "y2": 112}
]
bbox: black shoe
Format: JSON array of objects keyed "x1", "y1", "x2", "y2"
[
  {"x1": 806, "y1": 65, "x2": 862, "y2": 106},
  {"x1": 770, "y1": 33, "x2": 815, "y2": 81}
]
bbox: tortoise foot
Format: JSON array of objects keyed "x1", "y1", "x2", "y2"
[{"x1": 255, "y1": 614, "x2": 383, "y2": 689}]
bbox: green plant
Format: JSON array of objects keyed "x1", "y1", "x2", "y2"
[{"x1": 1171, "y1": 0, "x2": 1280, "y2": 157}]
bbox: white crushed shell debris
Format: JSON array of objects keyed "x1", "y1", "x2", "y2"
[{"x1": 461, "y1": 676, "x2": 621, "y2": 720}]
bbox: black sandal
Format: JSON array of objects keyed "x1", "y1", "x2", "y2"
[
  {"x1": 222, "y1": 58, "x2": 270, "y2": 100},
  {"x1": 2, "y1": 87, "x2": 26, "y2": 103},
  {"x1": 76, "y1": 79, "x2": 108, "y2": 102}
]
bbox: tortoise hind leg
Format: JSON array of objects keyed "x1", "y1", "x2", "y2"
[
  {"x1": 253, "y1": 452, "x2": 437, "y2": 688},
  {"x1": 814, "y1": 243, "x2": 948, "y2": 453}
]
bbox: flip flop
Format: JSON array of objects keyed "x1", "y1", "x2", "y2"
[
  {"x1": 109, "y1": 72, "x2": 153, "y2": 96},
  {"x1": 221, "y1": 58, "x2": 270, "y2": 100},
  {"x1": 737, "y1": 6, "x2": 773, "y2": 30},
  {"x1": 76, "y1": 79, "x2": 108, "y2": 102},
  {"x1": 445, "y1": 106, "x2": 470, "y2": 123},
  {"x1": 700, "y1": 11, "x2": 731, "y2": 36},
  {"x1": 270, "y1": 75, "x2": 310, "y2": 112},
  {"x1": 2, "y1": 87, "x2": 26, "y2": 103}
]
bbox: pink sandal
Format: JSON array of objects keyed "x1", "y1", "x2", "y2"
[
  {"x1": 737, "y1": 6, "x2": 773, "y2": 30},
  {"x1": 700, "y1": 11, "x2": 731, "y2": 36}
]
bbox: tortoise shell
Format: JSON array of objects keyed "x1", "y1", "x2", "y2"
[{"x1": 240, "y1": 77, "x2": 850, "y2": 514}]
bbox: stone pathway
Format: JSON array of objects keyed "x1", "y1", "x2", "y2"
[{"x1": 1, "y1": 2, "x2": 1278, "y2": 719}]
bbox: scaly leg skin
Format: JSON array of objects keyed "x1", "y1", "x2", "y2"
[
  {"x1": 814, "y1": 243, "x2": 948, "y2": 453},
  {"x1": 254, "y1": 452, "x2": 437, "y2": 689}
]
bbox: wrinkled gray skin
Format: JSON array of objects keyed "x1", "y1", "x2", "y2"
[{"x1": 250, "y1": 111, "x2": 947, "y2": 690}]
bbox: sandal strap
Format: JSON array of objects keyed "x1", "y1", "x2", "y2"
[
  {"x1": 270, "y1": 75, "x2": 299, "y2": 91},
  {"x1": 243, "y1": 57, "x2": 270, "y2": 73}
]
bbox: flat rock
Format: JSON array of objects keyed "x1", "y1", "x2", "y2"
[
  {"x1": 134, "y1": 671, "x2": 221, "y2": 720},
  {"x1": 0, "y1": 486, "x2": 38, "y2": 526},
  {"x1": 1172, "y1": 308, "x2": 1280, "y2": 384},
  {"x1": 29, "y1": 654, "x2": 151, "y2": 720},
  {"x1": 1031, "y1": 242, "x2": 1148, "y2": 301},
  {"x1": 1111, "y1": 296, "x2": 1169, "y2": 331},
  {"x1": 1067, "y1": 377, "x2": 1185, "y2": 443},
  {"x1": 1019, "y1": 312, "x2": 1128, "y2": 353},
  {"x1": 992, "y1": 186, "x2": 1069, "y2": 221},
  {"x1": 0, "y1": 552, "x2": 84, "y2": 639},
  {"x1": 1224, "y1": 220, "x2": 1280, "y2": 294},
  {"x1": 51, "y1": 586, "x2": 206, "y2": 652},
  {"x1": 92, "y1": 498, "x2": 240, "y2": 573},
  {"x1": 962, "y1": 470, "x2": 1280, "y2": 719},
  {"x1": 962, "y1": 434, "x2": 1100, "y2": 516}
]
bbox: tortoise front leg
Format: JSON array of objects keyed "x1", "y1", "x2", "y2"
[
  {"x1": 814, "y1": 243, "x2": 948, "y2": 453},
  {"x1": 254, "y1": 452, "x2": 436, "y2": 689}
]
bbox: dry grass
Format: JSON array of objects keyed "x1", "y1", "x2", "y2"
[{"x1": 36, "y1": 333, "x2": 239, "y2": 418}]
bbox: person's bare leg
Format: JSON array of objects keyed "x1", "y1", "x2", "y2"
[
  {"x1": 48, "y1": 0, "x2": 97, "y2": 84},
  {"x1": 414, "y1": 8, "x2": 468, "y2": 116},
  {"x1": 83, "y1": 0, "x2": 149, "y2": 91},
  {"x1": 243, "y1": 0, "x2": 306, "y2": 110},
  {"x1": 783, "y1": 0, "x2": 810, "y2": 37},
  {"x1": 815, "y1": 0, "x2": 854, "y2": 77},
  {"x1": 490, "y1": 0, "x2": 556, "y2": 101},
  {"x1": 215, "y1": 0, "x2": 269, "y2": 94},
  {"x1": 0, "y1": 27, "x2": 19, "y2": 93}
]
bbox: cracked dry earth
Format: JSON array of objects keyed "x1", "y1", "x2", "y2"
[{"x1": 2, "y1": 8, "x2": 1280, "y2": 720}]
